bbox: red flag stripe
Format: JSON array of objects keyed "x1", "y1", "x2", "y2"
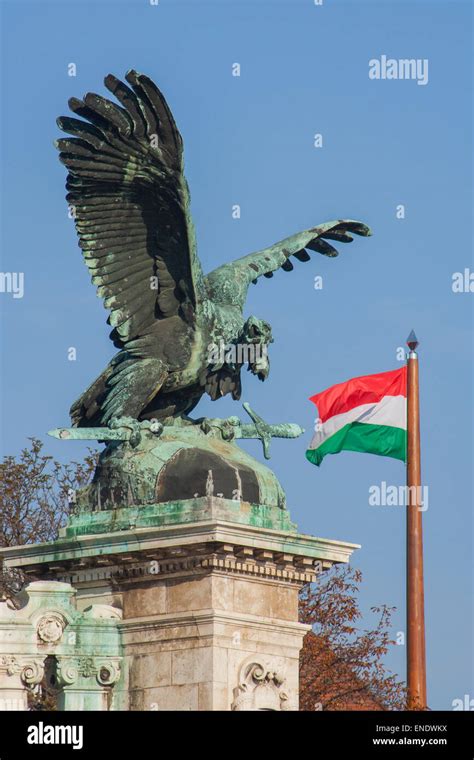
[{"x1": 309, "y1": 367, "x2": 407, "y2": 423}]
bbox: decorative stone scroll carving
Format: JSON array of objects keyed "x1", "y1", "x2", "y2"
[
  {"x1": 21, "y1": 658, "x2": 46, "y2": 686},
  {"x1": 55, "y1": 656, "x2": 121, "y2": 688},
  {"x1": 0, "y1": 655, "x2": 45, "y2": 685},
  {"x1": 231, "y1": 658, "x2": 294, "y2": 711}
]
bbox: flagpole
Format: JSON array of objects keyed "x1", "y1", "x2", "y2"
[{"x1": 406, "y1": 330, "x2": 427, "y2": 709}]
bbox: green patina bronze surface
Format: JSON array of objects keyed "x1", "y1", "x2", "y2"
[
  {"x1": 56, "y1": 69, "x2": 371, "y2": 427},
  {"x1": 49, "y1": 70, "x2": 372, "y2": 535},
  {"x1": 52, "y1": 410, "x2": 300, "y2": 536},
  {"x1": 63, "y1": 498, "x2": 297, "y2": 538},
  {"x1": 50, "y1": 403, "x2": 304, "y2": 459}
]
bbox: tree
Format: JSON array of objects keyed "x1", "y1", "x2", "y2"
[
  {"x1": 299, "y1": 565, "x2": 407, "y2": 710},
  {"x1": 0, "y1": 438, "x2": 98, "y2": 548},
  {"x1": 0, "y1": 439, "x2": 98, "y2": 711}
]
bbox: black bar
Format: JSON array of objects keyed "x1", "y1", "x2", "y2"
[{"x1": 0, "y1": 710, "x2": 472, "y2": 758}]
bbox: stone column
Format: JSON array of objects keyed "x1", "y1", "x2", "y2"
[
  {"x1": 55, "y1": 656, "x2": 122, "y2": 711},
  {"x1": 0, "y1": 656, "x2": 45, "y2": 710}
]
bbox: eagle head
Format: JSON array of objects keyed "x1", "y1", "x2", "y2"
[{"x1": 241, "y1": 316, "x2": 273, "y2": 381}]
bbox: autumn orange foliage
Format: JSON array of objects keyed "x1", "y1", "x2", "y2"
[{"x1": 299, "y1": 566, "x2": 407, "y2": 710}]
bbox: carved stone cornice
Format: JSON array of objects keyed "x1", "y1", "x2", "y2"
[
  {"x1": 1, "y1": 520, "x2": 358, "y2": 584},
  {"x1": 41, "y1": 543, "x2": 331, "y2": 588}
]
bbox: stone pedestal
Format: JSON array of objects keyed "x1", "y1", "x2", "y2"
[{"x1": 1, "y1": 499, "x2": 358, "y2": 711}]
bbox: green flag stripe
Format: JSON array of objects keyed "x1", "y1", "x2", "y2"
[{"x1": 305, "y1": 422, "x2": 406, "y2": 467}]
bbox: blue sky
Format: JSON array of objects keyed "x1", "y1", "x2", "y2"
[{"x1": 0, "y1": 0, "x2": 472, "y2": 709}]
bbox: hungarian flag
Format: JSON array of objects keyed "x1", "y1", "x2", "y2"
[{"x1": 306, "y1": 367, "x2": 407, "y2": 466}]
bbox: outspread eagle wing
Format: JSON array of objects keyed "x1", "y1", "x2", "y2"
[
  {"x1": 56, "y1": 70, "x2": 205, "y2": 349},
  {"x1": 205, "y1": 220, "x2": 371, "y2": 308}
]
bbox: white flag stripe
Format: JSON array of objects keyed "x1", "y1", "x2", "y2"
[{"x1": 309, "y1": 395, "x2": 406, "y2": 449}]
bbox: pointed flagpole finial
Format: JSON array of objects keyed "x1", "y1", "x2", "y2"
[{"x1": 406, "y1": 330, "x2": 419, "y2": 352}]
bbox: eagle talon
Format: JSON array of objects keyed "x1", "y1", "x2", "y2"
[{"x1": 108, "y1": 417, "x2": 163, "y2": 446}]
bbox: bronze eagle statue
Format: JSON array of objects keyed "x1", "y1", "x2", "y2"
[{"x1": 56, "y1": 70, "x2": 371, "y2": 426}]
